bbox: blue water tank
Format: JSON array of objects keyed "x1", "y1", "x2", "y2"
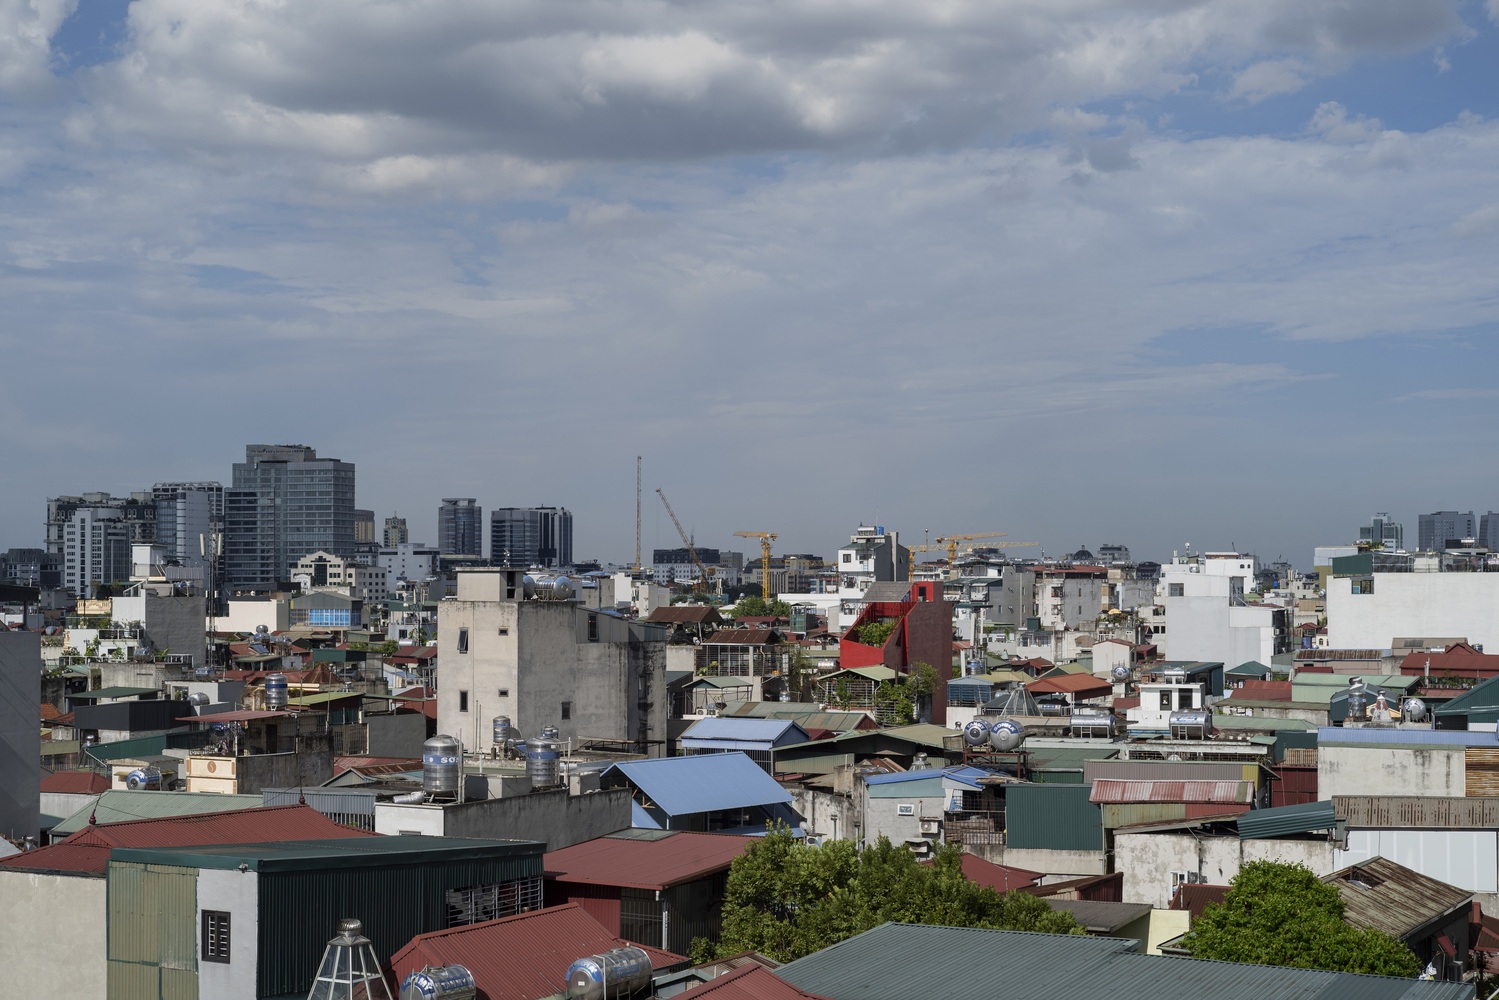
[{"x1": 126, "y1": 767, "x2": 162, "y2": 790}]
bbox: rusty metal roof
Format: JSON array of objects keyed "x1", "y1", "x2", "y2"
[
  {"x1": 39, "y1": 770, "x2": 110, "y2": 794},
  {"x1": 1090, "y1": 779, "x2": 1254, "y2": 805},
  {"x1": 0, "y1": 804, "x2": 371, "y2": 875},
  {"x1": 1325, "y1": 856, "x2": 1473, "y2": 940},
  {"x1": 388, "y1": 903, "x2": 687, "y2": 1000},
  {"x1": 1333, "y1": 795, "x2": 1499, "y2": 828},
  {"x1": 1026, "y1": 674, "x2": 1112, "y2": 696},
  {"x1": 646, "y1": 606, "x2": 725, "y2": 625},
  {"x1": 544, "y1": 832, "x2": 751, "y2": 890},
  {"x1": 671, "y1": 964, "x2": 834, "y2": 1000}
]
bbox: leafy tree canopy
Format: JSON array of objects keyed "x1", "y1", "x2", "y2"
[
  {"x1": 726, "y1": 595, "x2": 791, "y2": 619},
  {"x1": 1183, "y1": 860, "x2": 1418, "y2": 978},
  {"x1": 694, "y1": 826, "x2": 1083, "y2": 964}
]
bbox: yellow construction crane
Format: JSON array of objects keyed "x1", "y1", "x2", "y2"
[
  {"x1": 906, "y1": 543, "x2": 940, "y2": 581},
  {"x1": 734, "y1": 531, "x2": 778, "y2": 601},
  {"x1": 935, "y1": 532, "x2": 1006, "y2": 564},
  {"x1": 656, "y1": 488, "x2": 716, "y2": 596}
]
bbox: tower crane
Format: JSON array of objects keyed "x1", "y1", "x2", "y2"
[
  {"x1": 935, "y1": 532, "x2": 1006, "y2": 564},
  {"x1": 906, "y1": 543, "x2": 941, "y2": 581},
  {"x1": 656, "y1": 488, "x2": 716, "y2": 596},
  {"x1": 734, "y1": 531, "x2": 778, "y2": 601}
]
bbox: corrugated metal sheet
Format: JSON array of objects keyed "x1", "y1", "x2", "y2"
[
  {"x1": 669, "y1": 964, "x2": 832, "y2": 1000},
  {"x1": 1005, "y1": 784, "x2": 1104, "y2": 851},
  {"x1": 547, "y1": 879, "x2": 623, "y2": 934},
  {"x1": 1467, "y1": 747, "x2": 1499, "y2": 796},
  {"x1": 1333, "y1": 795, "x2": 1499, "y2": 828},
  {"x1": 1089, "y1": 779, "x2": 1253, "y2": 805},
  {"x1": 1083, "y1": 760, "x2": 1255, "y2": 785},
  {"x1": 603, "y1": 754, "x2": 793, "y2": 816},
  {"x1": 776, "y1": 922, "x2": 1474, "y2": 1000},
  {"x1": 1269, "y1": 764, "x2": 1318, "y2": 807},
  {"x1": 1327, "y1": 856, "x2": 1473, "y2": 939},
  {"x1": 545, "y1": 831, "x2": 749, "y2": 890},
  {"x1": 388, "y1": 903, "x2": 687, "y2": 1000},
  {"x1": 49, "y1": 790, "x2": 265, "y2": 838},
  {"x1": 680, "y1": 718, "x2": 811, "y2": 745},
  {"x1": 1317, "y1": 727, "x2": 1495, "y2": 747},
  {"x1": 106, "y1": 862, "x2": 198, "y2": 1000},
  {"x1": 1237, "y1": 799, "x2": 1337, "y2": 840}
]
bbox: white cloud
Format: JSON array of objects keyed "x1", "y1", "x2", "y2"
[
  {"x1": 1230, "y1": 58, "x2": 1312, "y2": 101},
  {"x1": 1451, "y1": 202, "x2": 1499, "y2": 238},
  {"x1": 0, "y1": 0, "x2": 74, "y2": 94}
]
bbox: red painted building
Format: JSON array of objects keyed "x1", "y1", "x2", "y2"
[{"x1": 838, "y1": 582, "x2": 954, "y2": 723}]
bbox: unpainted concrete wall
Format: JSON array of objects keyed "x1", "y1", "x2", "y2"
[
  {"x1": 1319, "y1": 744, "x2": 1464, "y2": 799},
  {"x1": 0, "y1": 871, "x2": 104, "y2": 996},
  {"x1": 376, "y1": 787, "x2": 631, "y2": 851},
  {"x1": 1114, "y1": 831, "x2": 1335, "y2": 908}
]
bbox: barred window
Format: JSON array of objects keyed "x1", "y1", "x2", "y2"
[
  {"x1": 445, "y1": 876, "x2": 543, "y2": 927},
  {"x1": 202, "y1": 911, "x2": 232, "y2": 963}
]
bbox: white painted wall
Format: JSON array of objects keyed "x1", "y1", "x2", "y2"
[
  {"x1": 374, "y1": 802, "x2": 447, "y2": 836},
  {"x1": 0, "y1": 871, "x2": 105, "y2": 996},
  {"x1": 197, "y1": 867, "x2": 259, "y2": 1000},
  {"x1": 1115, "y1": 832, "x2": 1335, "y2": 909},
  {"x1": 1328, "y1": 574, "x2": 1499, "y2": 650},
  {"x1": 1338, "y1": 829, "x2": 1497, "y2": 893}
]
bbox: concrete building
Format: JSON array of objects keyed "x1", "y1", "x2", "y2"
[
  {"x1": 835, "y1": 525, "x2": 909, "y2": 629},
  {"x1": 1420, "y1": 511, "x2": 1477, "y2": 552},
  {"x1": 378, "y1": 541, "x2": 440, "y2": 587},
  {"x1": 384, "y1": 514, "x2": 409, "y2": 547},
  {"x1": 491, "y1": 506, "x2": 574, "y2": 569},
  {"x1": 46, "y1": 492, "x2": 157, "y2": 560},
  {"x1": 290, "y1": 550, "x2": 388, "y2": 604},
  {"x1": 1482, "y1": 512, "x2": 1499, "y2": 552},
  {"x1": 1358, "y1": 512, "x2": 1404, "y2": 551},
  {"x1": 151, "y1": 481, "x2": 223, "y2": 579},
  {"x1": 1327, "y1": 572, "x2": 1499, "y2": 650},
  {"x1": 224, "y1": 444, "x2": 357, "y2": 591},
  {"x1": 439, "y1": 498, "x2": 484, "y2": 557},
  {"x1": 60, "y1": 505, "x2": 135, "y2": 598},
  {"x1": 1156, "y1": 552, "x2": 1289, "y2": 666},
  {"x1": 437, "y1": 568, "x2": 666, "y2": 753},
  {"x1": 0, "y1": 630, "x2": 40, "y2": 841}
]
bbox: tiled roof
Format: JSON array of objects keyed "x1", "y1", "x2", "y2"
[
  {"x1": 39, "y1": 770, "x2": 110, "y2": 794},
  {"x1": 704, "y1": 628, "x2": 781, "y2": 646},
  {"x1": 0, "y1": 804, "x2": 370, "y2": 874},
  {"x1": 39, "y1": 703, "x2": 62, "y2": 722},
  {"x1": 545, "y1": 832, "x2": 750, "y2": 890},
  {"x1": 671, "y1": 964, "x2": 834, "y2": 1000},
  {"x1": 387, "y1": 903, "x2": 687, "y2": 1000},
  {"x1": 645, "y1": 606, "x2": 725, "y2": 625}
]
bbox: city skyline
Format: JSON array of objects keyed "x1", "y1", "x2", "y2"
[{"x1": 1, "y1": 2, "x2": 1497, "y2": 571}]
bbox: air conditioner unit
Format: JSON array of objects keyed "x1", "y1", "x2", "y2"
[{"x1": 919, "y1": 818, "x2": 941, "y2": 835}]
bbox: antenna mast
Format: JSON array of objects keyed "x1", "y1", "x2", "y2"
[{"x1": 634, "y1": 456, "x2": 642, "y2": 575}]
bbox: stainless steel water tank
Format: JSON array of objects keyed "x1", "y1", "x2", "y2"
[
  {"x1": 492, "y1": 716, "x2": 512, "y2": 747},
  {"x1": 400, "y1": 964, "x2": 478, "y2": 1000},
  {"x1": 988, "y1": 719, "x2": 1025, "y2": 752},
  {"x1": 961, "y1": 720, "x2": 990, "y2": 747},
  {"x1": 525, "y1": 736, "x2": 561, "y2": 787},
  {"x1": 422, "y1": 735, "x2": 463, "y2": 794},
  {"x1": 565, "y1": 947, "x2": 652, "y2": 1000},
  {"x1": 126, "y1": 767, "x2": 162, "y2": 790},
  {"x1": 264, "y1": 672, "x2": 288, "y2": 709}
]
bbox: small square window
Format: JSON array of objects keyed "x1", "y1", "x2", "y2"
[
  {"x1": 497, "y1": 688, "x2": 509, "y2": 698},
  {"x1": 497, "y1": 627, "x2": 509, "y2": 636},
  {"x1": 459, "y1": 690, "x2": 470, "y2": 713},
  {"x1": 561, "y1": 701, "x2": 571, "y2": 720},
  {"x1": 202, "y1": 911, "x2": 231, "y2": 963}
]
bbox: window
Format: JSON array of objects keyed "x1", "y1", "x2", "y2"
[
  {"x1": 1168, "y1": 583, "x2": 1184, "y2": 597},
  {"x1": 897, "y1": 804, "x2": 916, "y2": 816},
  {"x1": 1159, "y1": 691, "x2": 1171, "y2": 711},
  {"x1": 202, "y1": 911, "x2": 231, "y2": 963},
  {"x1": 459, "y1": 690, "x2": 469, "y2": 713},
  {"x1": 497, "y1": 626, "x2": 509, "y2": 636},
  {"x1": 561, "y1": 701, "x2": 572, "y2": 720},
  {"x1": 587, "y1": 614, "x2": 599, "y2": 642},
  {"x1": 457, "y1": 627, "x2": 469, "y2": 653},
  {"x1": 842, "y1": 553, "x2": 851, "y2": 563},
  {"x1": 1178, "y1": 689, "x2": 1195, "y2": 710},
  {"x1": 497, "y1": 688, "x2": 509, "y2": 698}
]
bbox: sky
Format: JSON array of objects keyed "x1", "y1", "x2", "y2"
[{"x1": 2, "y1": 0, "x2": 1498, "y2": 570}]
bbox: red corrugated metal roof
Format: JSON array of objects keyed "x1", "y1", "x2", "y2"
[
  {"x1": 178, "y1": 709, "x2": 288, "y2": 723},
  {"x1": 1232, "y1": 679, "x2": 1292, "y2": 701},
  {"x1": 671, "y1": 965, "x2": 834, "y2": 1000},
  {"x1": 545, "y1": 833, "x2": 751, "y2": 891},
  {"x1": 39, "y1": 770, "x2": 110, "y2": 794},
  {"x1": 1170, "y1": 883, "x2": 1230, "y2": 920},
  {"x1": 0, "y1": 804, "x2": 371, "y2": 875},
  {"x1": 1089, "y1": 779, "x2": 1254, "y2": 805},
  {"x1": 387, "y1": 903, "x2": 687, "y2": 1000},
  {"x1": 40, "y1": 703, "x2": 62, "y2": 722},
  {"x1": 333, "y1": 756, "x2": 420, "y2": 777},
  {"x1": 920, "y1": 853, "x2": 1041, "y2": 892}
]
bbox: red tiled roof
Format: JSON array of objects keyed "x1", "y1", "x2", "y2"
[
  {"x1": 40, "y1": 704, "x2": 62, "y2": 722},
  {"x1": 388, "y1": 904, "x2": 687, "y2": 1000},
  {"x1": 545, "y1": 832, "x2": 750, "y2": 891},
  {"x1": 1027, "y1": 674, "x2": 1112, "y2": 696},
  {"x1": 39, "y1": 770, "x2": 110, "y2": 794},
  {"x1": 1231, "y1": 679, "x2": 1292, "y2": 701},
  {"x1": 671, "y1": 965, "x2": 834, "y2": 1000},
  {"x1": 1399, "y1": 645, "x2": 1499, "y2": 677},
  {"x1": 0, "y1": 804, "x2": 371, "y2": 875}
]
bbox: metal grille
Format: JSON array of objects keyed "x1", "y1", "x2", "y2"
[
  {"x1": 202, "y1": 911, "x2": 232, "y2": 963},
  {"x1": 620, "y1": 887, "x2": 661, "y2": 948},
  {"x1": 444, "y1": 875, "x2": 543, "y2": 927}
]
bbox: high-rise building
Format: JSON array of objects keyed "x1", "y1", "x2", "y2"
[
  {"x1": 152, "y1": 482, "x2": 224, "y2": 577},
  {"x1": 224, "y1": 445, "x2": 356, "y2": 591},
  {"x1": 46, "y1": 492, "x2": 157, "y2": 597},
  {"x1": 383, "y1": 515, "x2": 408, "y2": 548},
  {"x1": 439, "y1": 498, "x2": 483, "y2": 557},
  {"x1": 1481, "y1": 513, "x2": 1499, "y2": 551},
  {"x1": 490, "y1": 506, "x2": 573, "y2": 569},
  {"x1": 1357, "y1": 512, "x2": 1403, "y2": 551},
  {"x1": 1418, "y1": 511, "x2": 1476, "y2": 552},
  {"x1": 46, "y1": 492, "x2": 157, "y2": 556}
]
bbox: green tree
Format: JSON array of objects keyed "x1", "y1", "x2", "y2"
[
  {"x1": 378, "y1": 640, "x2": 400, "y2": 656},
  {"x1": 707, "y1": 826, "x2": 1082, "y2": 963},
  {"x1": 854, "y1": 619, "x2": 899, "y2": 647},
  {"x1": 727, "y1": 596, "x2": 792, "y2": 619},
  {"x1": 1184, "y1": 860, "x2": 1419, "y2": 977}
]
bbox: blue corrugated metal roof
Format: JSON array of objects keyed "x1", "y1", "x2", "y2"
[
  {"x1": 1318, "y1": 726, "x2": 1498, "y2": 746},
  {"x1": 603, "y1": 753, "x2": 793, "y2": 816},
  {"x1": 940, "y1": 765, "x2": 998, "y2": 790},
  {"x1": 864, "y1": 768, "x2": 944, "y2": 786},
  {"x1": 680, "y1": 717, "x2": 811, "y2": 746}
]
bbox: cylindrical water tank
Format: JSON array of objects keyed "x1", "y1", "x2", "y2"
[
  {"x1": 961, "y1": 720, "x2": 990, "y2": 747},
  {"x1": 126, "y1": 767, "x2": 162, "y2": 790},
  {"x1": 423, "y1": 735, "x2": 463, "y2": 795},
  {"x1": 1110, "y1": 664, "x2": 1130, "y2": 682},
  {"x1": 526, "y1": 736, "x2": 561, "y2": 788},
  {"x1": 400, "y1": 964, "x2": 478, "y2": 1000},
  {"x1": 989, "y1": 719, "x2": 1025, "y2": 752},
  {"x1": 264, "y1": 672, "x2": 288, "y2": 709},
  {"x1": 541, "y1": 726, "x2": 561, "y2": 741},
  {"x1": 187, "y1": 692, "x2": 210, "y2": 708},
  {"x1": 1070, "y1": 710, "x2": 1113, "y2": 738},
  {"x1": 565, "y1": 947, "x2": 652, "y2": 1000},
  {"x1": 194, "y1": 665, "x2": 213, "y2": 680},
  {"x1": 1168, "y1": 711, "x2": 1213, "y2": 738},
  {"x1": 493, "y1": 716, "x2": 512, "y2": 747},
  {"x1": 523, "y1": 575, "x2": 576, "y2": 601},
  {"x1": 1402, "y1": 698, "x2": 1428, "y2": 723}
]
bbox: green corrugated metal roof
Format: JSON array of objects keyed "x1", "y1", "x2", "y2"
[
  {"x1": 834, "y1": 666, "x2": 900, "y2": 682},
  {"x1": 111, "y1": 835, "x2": 542, "y2": 871},
  {"x1": 1027, "y1": 746, "x2": 1119, "y2": 769},
  {"x1": 1433, "y1": 675, "x2": 1499, "y2": 716},
  {"x1": 51, "y1": 790, "x2": 265, "y2": 837},
  {"x1": 687, "y1": 676, "x2": 754, "y2": 689},
  {"x1": 866, "y1": 775, "x2": 944, "y2": 799},
  {"x1": 1006, "y1": 784, "x2": 1104, "y2": 851},
  {"x1": 1237, "y1": 799, "x2": 1338, "y2": 840},
  {"x1": 1210, "y1": 714, "x2": 1317, "y2": 731},
  {"x1": 1227, "y1": 660, "x2": 1271, "y2": 676}
]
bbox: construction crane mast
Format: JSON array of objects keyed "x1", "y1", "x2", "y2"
[
  {"x1": 634, "y1": 456, "x2": 642, "y2": 575},
  {"x1": 734, "y1": 531, "x2": 778, "y2": 601},
  {"x1": 935, "y1": 532, "x2": 1006, "y2": 564},
  {"x1": 656, "y1": 488, "x2": 715, "y2": 596}
]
